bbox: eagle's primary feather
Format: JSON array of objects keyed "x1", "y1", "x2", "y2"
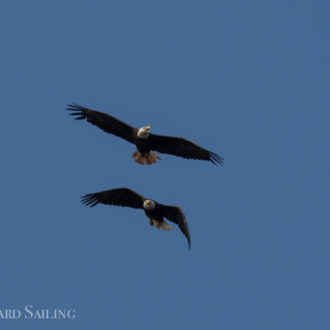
[{"x1": 67, "y1": 104, "x2": 136, "y2": 143}]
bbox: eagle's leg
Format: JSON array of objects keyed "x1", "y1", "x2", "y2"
[
  {"x1": 132, "y1": 150, "x2": 161, "y2": 165},
  {"x1": 146, "y1": 151, "x2": 161, "y2": 164}
]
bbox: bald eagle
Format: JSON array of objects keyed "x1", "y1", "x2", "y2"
[
  {"x1": 81, "y1": 187, "x2": 191, "y2": 249},
  {"x1": 67, "y1": 104, "x2": 223, "y2": 165}
]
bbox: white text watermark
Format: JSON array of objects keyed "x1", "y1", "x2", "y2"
[{"x1": 0, "y1": 305, "x2": 76, "y2": 320}]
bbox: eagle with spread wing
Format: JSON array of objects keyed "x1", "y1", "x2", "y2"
[
  {"x1": 81, "y1": 187, "x2": 191, "y2": 249},
  {"x1": 67, "y1": 104, "x2": 223, "y2": 165}
]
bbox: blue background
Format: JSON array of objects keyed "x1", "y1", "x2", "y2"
[{"x1": 1, "y1": 0, "x2": 329, "y2": 329}]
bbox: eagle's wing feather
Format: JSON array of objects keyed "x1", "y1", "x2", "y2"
[
  {"x1": 81, "y1": 188, "x2": 144, "y2": 209},
  {"x1": 147, "y1": 134, "x2": 223, "y2": 165},
  {"x1": 67, "y1": 104, "x2": 136, "y2": 143},
  {"x1": 161, "y1": 205, "x2": 191, "y2": 249}
]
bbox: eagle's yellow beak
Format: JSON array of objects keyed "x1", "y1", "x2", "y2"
[{"x1": 145, "y1": 125, "x2": 151, "y2": 130}]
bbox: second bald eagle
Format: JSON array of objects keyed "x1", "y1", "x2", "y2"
[
  {"x1": 81, "y1": 187, "x2": 191, "y2": 249},
  {"x1": 67, "y1": 104, "x2": 223, "y2": 165}
]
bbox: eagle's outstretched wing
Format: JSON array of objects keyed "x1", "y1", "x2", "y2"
[
  {"x1": 81, "y1": 188, "x2": 145, "y2": 209},
  {"x1": 67, "y1": 104, "x2": 137, "y2": 144},
  {"x1": 161, "y1": 205, "x2": 191, "y2": 249},
  {"x1": 147, "y1": 134, "x2": 223, "y2": 165}
]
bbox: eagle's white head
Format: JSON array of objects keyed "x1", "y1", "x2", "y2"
[
  {"x1": 143, "y1": 199, "x2": 155, "y2": 210},
  {"x1": 137, "y1": 126, "x2": 151, "y2": 139}
]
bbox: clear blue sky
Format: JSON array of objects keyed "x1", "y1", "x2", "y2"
[{"x1": 1, "y1": 0, "x2": 329, "y2": 329}]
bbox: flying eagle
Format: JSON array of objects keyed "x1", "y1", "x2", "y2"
[
  {"x1": 81, "y1": 187, "x2": 191, "y2": 249},
  {"x1": 67, "y1": 104, "x2": 223, "y2": 165}
]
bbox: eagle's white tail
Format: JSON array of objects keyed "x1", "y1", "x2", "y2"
[
  {"x1": 132, "y1": 150, "x2": 161, "y2": 165},
  {"x1": 148, "y1": 218, "x2": 173, "y2": 230}
]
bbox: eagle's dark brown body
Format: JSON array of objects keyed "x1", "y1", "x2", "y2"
[
  {"x1": 135, "y1": 137, "x2": 150, "y2": 153},
  {"x1": 144, "y1": 202, "x2": 169, "y2": 227}
]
